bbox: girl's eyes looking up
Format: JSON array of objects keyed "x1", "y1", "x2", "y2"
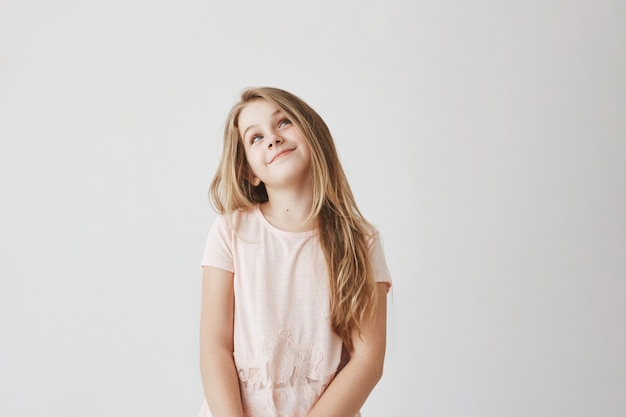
[{"x1": 249, "y1": 118, "x2": 292, "y2": 145}]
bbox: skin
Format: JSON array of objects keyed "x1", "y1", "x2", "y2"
[
  {"x1": 199, "y1": 266, "x2": 244, "y2": 417},
  {"x1": 239, "y1": 99, "x2": 315, "y2": 231},
  {"x1": 306, "y1": 282, "x2": 388, "y2": 417},
  {"x1": 200, "y1": 99, "x2": 388, "y2": 416}
]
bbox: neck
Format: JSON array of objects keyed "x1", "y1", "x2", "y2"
[{"x1": 262, "y1": 183, "x2": 316, "y2": 232}]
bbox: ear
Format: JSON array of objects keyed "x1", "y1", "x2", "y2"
[
  {"x1": 245, "y1": 172, "x2": 261, "y2": 187},
  {"x1": 243, "y1": 161, "x2": 261, "y2": 186}
]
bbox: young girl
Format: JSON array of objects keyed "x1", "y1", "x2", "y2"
[{"x1": 198, "y1": 87, "x2": 391, "y2": 417}]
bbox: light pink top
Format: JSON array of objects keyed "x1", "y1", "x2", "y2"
[{"x1": 199, "y1": 206, "x2": 391, "y2": 417}]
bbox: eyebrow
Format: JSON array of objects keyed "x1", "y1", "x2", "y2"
[{"x1": 242, "y1": 109, "x2": 282, "y2": 139}]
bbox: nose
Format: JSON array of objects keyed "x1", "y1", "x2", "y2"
[{"x1": 267, "y1": 133, "x2": 283, "y2": 149}]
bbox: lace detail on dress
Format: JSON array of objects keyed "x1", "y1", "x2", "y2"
[{"x1": 235, "y1": 330, "x2": 335, "y2": 417}]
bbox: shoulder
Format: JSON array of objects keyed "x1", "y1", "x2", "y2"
[
  {"x1": 214, "y1": 205, "x2": 259, "y2": 230},
  {"x1": 359, "y1": 222, "x2": 392, "y2": 286},
  {"x1": 358, "y1": 221, "x2": 383, "y2": 249},
  {"x1": 211, "y1": 205, "x2": 266, "y2": 243}
]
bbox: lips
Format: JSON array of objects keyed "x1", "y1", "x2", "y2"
[{"x1": 269, "y1": 148, "x2": 295, "y2": 163}]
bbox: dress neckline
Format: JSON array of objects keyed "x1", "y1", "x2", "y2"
[{"x1": 254, "y1": 205, "x2": 319, "y2": 238}]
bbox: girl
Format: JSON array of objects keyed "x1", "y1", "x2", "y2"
[{"x1": 199, "y1": 87, "x2": 391, "y2": 417}]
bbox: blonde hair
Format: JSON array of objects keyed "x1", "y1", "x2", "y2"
[{"x1": 210, "y1": 87, "x2": 377, "y2": 351}]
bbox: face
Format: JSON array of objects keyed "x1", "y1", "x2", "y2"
[{"x1": 238, "y1": 99, "x2": 311, "y2": 190}]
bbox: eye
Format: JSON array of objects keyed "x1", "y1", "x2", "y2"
[
  {"x1": 278, "y1": 118, "x2": 292, "y2": 128},
  {"x1": 250, "y1": 134, "x2": 263, "y2": 144}
]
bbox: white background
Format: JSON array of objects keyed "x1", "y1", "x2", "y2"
[{"x1": 1, "y1": 1, "x2": 625, "y2": 416}]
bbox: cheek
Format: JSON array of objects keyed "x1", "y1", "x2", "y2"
[
  {"x1": 241, "y1": 146, "x2": 254, "y2": 162},
  {"x1": 247, "y1": 151, "x2": 261, "y2": 164},
  {"x1": 302, "y1": 146, "x2": 312, "y2": 163},
  {"x1": 245, "y1": 151, "x2": 264, "y2": 172}
]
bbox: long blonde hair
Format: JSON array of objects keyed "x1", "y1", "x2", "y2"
[{"x1": 210, "y1": 87, "x2": 377, "y2": 351}]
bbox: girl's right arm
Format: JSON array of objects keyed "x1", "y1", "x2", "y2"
[{"x1": 199, "y1": 266, "x2": 244, "y2": 417}]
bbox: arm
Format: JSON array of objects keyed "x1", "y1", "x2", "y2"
[
  {"x1": 199, "y1": 266, "x2": 244, "y2": 417},
  {"x1": 307, "y1": 282, "x2": 389, "y2": 417}
]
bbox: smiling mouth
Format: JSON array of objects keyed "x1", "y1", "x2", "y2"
[{"x1": 270, "y1": 148, "x2": 295, "y2": 163}]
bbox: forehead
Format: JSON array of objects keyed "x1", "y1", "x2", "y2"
[{"x1": 238, "y1": 99, "x2": 282, "y2": 129}]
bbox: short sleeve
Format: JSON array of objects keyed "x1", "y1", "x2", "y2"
[
  {"x1": 201, "y1": 215, "x2": 235, "y2": 272},
  {"x1": 369, "y1": 232, "x2": 392, "y2": 289}
]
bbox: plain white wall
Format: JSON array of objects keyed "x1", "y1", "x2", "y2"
[{"x1": 1, "y1": 0, "x2": 625, "y2": 416}]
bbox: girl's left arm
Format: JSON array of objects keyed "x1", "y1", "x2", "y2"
[{"x1": 307, "y1": 282, "x2": 389, "y2": 417}]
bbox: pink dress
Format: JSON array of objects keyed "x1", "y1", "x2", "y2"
[{"x1": 199, "y1": 206, "x2": 391, "y2": 417}]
